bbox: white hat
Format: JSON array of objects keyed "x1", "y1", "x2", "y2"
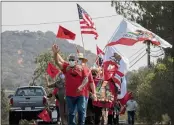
[{"x1": 77, "y1": 53, "x2": 88, "y2": 63}]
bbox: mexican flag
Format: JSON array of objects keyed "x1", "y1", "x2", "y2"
[{"x1": 106, "y1": 19, "x2": 172, "y2": 48}]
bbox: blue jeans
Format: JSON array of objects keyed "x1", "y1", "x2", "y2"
[
  {"x1": 66, "y1": 96, "x2": 88, "y2": 125},
  {"x1": 127, "y1": 111, "x2": 135, "y2": 125}
]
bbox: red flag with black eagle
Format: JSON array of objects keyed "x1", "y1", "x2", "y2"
[
  {"x1": 46, "y1": 62, "x2": 59, "y2": 79},
  {"x1": 57, "y1": 25, "x2": 76, "y2": 40}
]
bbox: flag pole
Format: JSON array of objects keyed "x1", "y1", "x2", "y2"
[
  {"x1": 80, "y1": 33, "x2": 85, "y2": 55},
  {"x1": 94, "y1": 22, "x2": 120, "y2": 67},
  {"x1": 76, "y1": 3, "x2": 85, "y2": 55}
]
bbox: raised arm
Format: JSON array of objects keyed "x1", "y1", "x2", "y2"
[{"x1": 52, "y1": 44, "x2": 65, "y2": 70}]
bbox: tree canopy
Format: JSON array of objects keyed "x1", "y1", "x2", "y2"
[{"x1": 111, "y1": 1, "x2": 174, "y2": 123}]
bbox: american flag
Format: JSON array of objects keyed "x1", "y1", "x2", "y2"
[{"x1": 77, "y1": 4, "x2": 98, "y2": 39}]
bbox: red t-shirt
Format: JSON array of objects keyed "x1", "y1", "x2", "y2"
[
  {"x1": 93, "y1": 79, "x2": 117, "y2": 108},
  {"x1": 62, "y1": 62, "x2": 88, "y2": 97}
]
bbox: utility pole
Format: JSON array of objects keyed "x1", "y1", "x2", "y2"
[
  {"x1": 146, "y1": 19, "x2": 151, "y2": 68},
  {"x1": 146, "y1": 40, "x2": 151, "y2": 68}
]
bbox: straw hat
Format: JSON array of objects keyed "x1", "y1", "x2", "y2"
[
  {"x1": 77, "y1": 53, "x2": 88, "y2": 63},
  {"x1": 90, "y1": 66, "x2": 100, "y2": 73}
]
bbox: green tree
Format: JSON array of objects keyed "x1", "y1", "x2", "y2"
[{"x1": 127, "y1": 57, "x2": 174, "y2": 124}]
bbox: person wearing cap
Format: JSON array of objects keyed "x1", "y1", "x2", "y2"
[
  {"x1": 77, "y1": 53, "x2": 97, "y2": 124},
  {"x1": 126, "y1": 95, "x2": 138, "y2": 125},
  {"x1": 77, "y1": 53, "x2": 97, "y2": 99},
  {"x1": 52, "y1": 44, "x2": 89, "y2": 125}
]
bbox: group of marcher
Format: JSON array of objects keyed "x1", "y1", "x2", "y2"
[{"x1": 45, "y1": 44, "x2": 138, "y2": 125}]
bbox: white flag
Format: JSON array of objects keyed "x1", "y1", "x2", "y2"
[{"x1": 106, "y1": 19, "x2": 172, "y2": 48}]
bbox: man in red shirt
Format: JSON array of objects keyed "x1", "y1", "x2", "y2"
[
  {"x1": 52, "y1": 44, "x2": 89, "y2": 125},
  {"x1": 77, "y1": 53, "x2": 97, "y2": 99},
  {"x1": 77, "y1": 53, "x2": 97, "y2": 124}
]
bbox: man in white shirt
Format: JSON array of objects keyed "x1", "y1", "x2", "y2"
[{"x1": 126, "y1": 96, "x2": 138, "y2": 125}]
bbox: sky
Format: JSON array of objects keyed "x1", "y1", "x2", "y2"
[{"x1": 2, "y1": 1, "x2": 163, "y2": 70}]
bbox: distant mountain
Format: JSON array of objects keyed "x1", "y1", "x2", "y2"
[{"x1": 1, "y1": 31, "x2": 96, "y2": 90}]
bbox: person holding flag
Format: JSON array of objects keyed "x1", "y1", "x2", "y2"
[
  {"x1": 52, "y1": 44, "x2": 89, "y2": 125},
  {"x1": 44, "y1": 71, "x2": 66, "y2": 125}
]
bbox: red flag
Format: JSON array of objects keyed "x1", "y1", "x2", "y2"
[
  {"x1": 57, "y1": 25, "x2": 76, "y2": 40},
  {"x1": 96, "y1": 45, "x2": 104, "y2": 55},
  {"x1": 38, "y1": 109, "x2": 51, "y2": 122},
  {"x1": 119, "y1": 92, "x2": 132, "y2": 106},
  {"x1": 52, "y1": 88, "x2": 59, "y2": 95},
  {"x1": 120, "y1": 106, "x2": 126, "y2": 115},
  {"x1": 46, "y1": 62, "x2": 59, "y2": 79},
  {"x1": 103, "y1": 61, "x2": 118, "y2": 81}
]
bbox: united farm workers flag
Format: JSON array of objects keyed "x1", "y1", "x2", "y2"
[
  {"x1": 57, "y1": 25, "x2": 76, "y2": 40},
  {"x1": 46, "y1": 62, "x2": 60, "y2": 79},
  {"x1": 106, "y1": 19, "x2": 172, "y2": 48}
]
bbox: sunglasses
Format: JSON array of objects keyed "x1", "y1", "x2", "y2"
[{"x1": 69, "y1": 59, "x2": 75, "y2": 61}]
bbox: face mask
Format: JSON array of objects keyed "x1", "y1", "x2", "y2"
[
  {"x1": 69, "y1": 61, "x2": 76, "y2": 67},
  {"x1": 78, "y1": 60, "x2": 82, "y2": 65}
]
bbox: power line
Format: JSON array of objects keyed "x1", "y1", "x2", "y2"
[
  {"x1": 150, "y1": 49, "x2": 162, "y2": 53},
  {"x1": 2, "y1": 14, "x2": 120, "y2": 27},
  {"x1": 128, "y1": 46, "x2": 146, "y2": 59},
  {"x1": 150, "y1": 53, "x2": 164, "y2": 57},
  {"x1": 129, "y1": 49, "x2": 146, "y2": 64},
  {"x1": 129, "y1": 52, "x2": 147, "y2": 68}
]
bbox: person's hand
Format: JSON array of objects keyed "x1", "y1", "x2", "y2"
[
  {"x1": 92, "y1": 93, "x2": 97, "y2": 101},
  {"x1": 52, "y1": 44, "x2": 60, "y2": 54},
  {"x1": 77, "y1": 85, "x2": 83, "y2": 93}
]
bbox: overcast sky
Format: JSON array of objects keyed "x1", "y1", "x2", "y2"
[{"x1": 2, "y1": 1, "x2": 161, "y2": 70}]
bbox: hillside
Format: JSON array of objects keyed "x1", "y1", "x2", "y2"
[{"x1": 1, "y1": 31, "x2": 96, "y2": 90}]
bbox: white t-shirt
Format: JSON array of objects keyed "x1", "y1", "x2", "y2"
[{"x1": 126, "y1": 99, "x2": 138, "y2": 111}]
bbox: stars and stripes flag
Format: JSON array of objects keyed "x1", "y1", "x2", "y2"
[{"x1": 77, "y1": 4, "x2": 98, "y2": 39}]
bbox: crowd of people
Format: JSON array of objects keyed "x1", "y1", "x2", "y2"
[{"x1": 45, "y1": 44, "x2": 138, "y2": 125}]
